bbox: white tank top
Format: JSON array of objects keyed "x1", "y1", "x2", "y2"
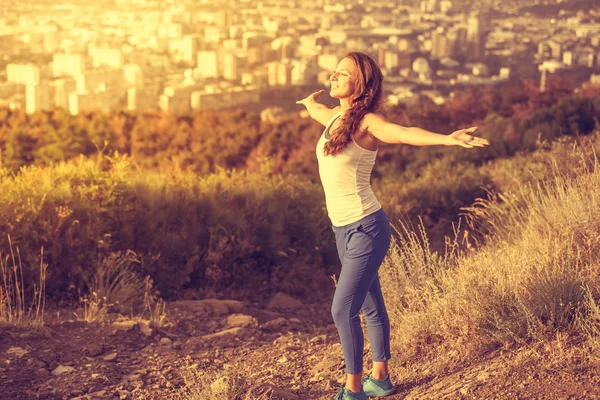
[{"x1": 316, "y1": 111, "x2": 382, "y2": 227}]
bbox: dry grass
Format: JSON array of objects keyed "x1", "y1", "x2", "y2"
[
  {"x1": 379, "y1": 156, "x2": 600, "y2": 369},
  {"x1": 78, "y1": 250, "x2": 146, "y2": 322},
  {"x1": 141, "y1": 275, "x2": 168, "y2": 329},
  {"x1": 0, "y1": 235, "x2": 47, "y2": 326},
  {"x1": 170, "y1": 363, "x2": 273, "y2": 400}
]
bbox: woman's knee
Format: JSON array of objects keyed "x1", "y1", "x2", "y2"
[{"x1": 331, "y1": 301, "x2": 346, "y2": 323}]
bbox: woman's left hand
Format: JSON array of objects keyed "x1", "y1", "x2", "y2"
[{"x1": 448, "y1": 126, "x2": 490, "y2": 148}]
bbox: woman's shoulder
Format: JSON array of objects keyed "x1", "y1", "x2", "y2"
[{"x1": 360, "y1": 112, "x2": 386, "y2": 130}]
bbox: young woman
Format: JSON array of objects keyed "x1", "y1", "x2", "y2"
[{"x1": 296, "y1": 52, "x2": 489, "y2": 400}]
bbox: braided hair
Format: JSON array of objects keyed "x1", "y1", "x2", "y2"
[{"x1": 323, "y1": 52, "x2": 384, "y2": 157}]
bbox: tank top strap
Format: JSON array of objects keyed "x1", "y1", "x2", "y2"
[{"x1": 323, "y1": 111, "x2": 342, "y2": 140}]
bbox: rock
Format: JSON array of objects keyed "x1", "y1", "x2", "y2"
[
  {"x1": 273, "y1": 335, "x2": 292, "y2": 345},
  {"x1": 246, "y1": 383, "x2": 301, "y2": 400},
  {"x1": 7, "y1": 346, "x2": 28, "y2": 358},
  {"x1": 226, "y1": 314, "x2": 258, "y2": 328},
  {"x1": 476, "y1": 370, "x2": 490, "y2": 382},
  {"x1": 52, "y1": 365, "x2": 75, "y2": 375},
  {"x1": 266, "y1": 293, "x2": 302, "y2": 311},
  {"x1": 103, "y1": 352, "x2": 118, "y2": 361},
  {"x1": 310, "y1": 335, "x2": 327, "y2": 344},
  {"x1": 113, "y1": 320, "x2": 137, "y2": 331},
  {"x1": 201, "y1": 327, "x2": 254, "y2": 342},
  {"x1": 169, "y1": 299, "x2": 245, "y2": 316},
  {"x1": 187, "y1": 327, "x2": 255, "y2": 348},
  {"x1": 86, "y1": 343, "x2": 104, "y2": 357},
  {"x1": 311, "y1": 358, "x2": 341, "y2": 375},
  {"x1": 125, "y1": 374, "x2": 142, "y2": 382},
  {"x1": 260, "y1": 317, "x2": 299, "y2": 332},
  {"x1": 277, "y1": 356, "x2": 288, "y2": 364},
  {"x1": 138, "y1": 321, "x2": 153, "y2": 337},
  {"x1": 159, "y1": 337, "x2": 172, "y2": 346}
]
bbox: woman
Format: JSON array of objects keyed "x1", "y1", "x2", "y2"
[{"x1": 295, "y1": 52, "x2": 489, "y2": 400}]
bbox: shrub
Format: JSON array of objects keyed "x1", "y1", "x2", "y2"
[{"x1": 0, "y1": 155, "x2": 335, "y2": 300}]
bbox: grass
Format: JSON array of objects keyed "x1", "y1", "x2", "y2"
[
  {"x1": 170, "y1": 363, "x2": 273, "y2": 400},
  {"x1": 0, "y1": 235, "x2": 47, "y2": 326},
  {"x1": 378, "y1": 149, "x2": 600, "y2": 373}
]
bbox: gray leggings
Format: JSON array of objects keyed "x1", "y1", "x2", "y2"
[{"x1": 331, "y1": 207, "x2": 392, "y2": 374}]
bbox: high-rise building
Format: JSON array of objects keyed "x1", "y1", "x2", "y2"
[
  {"x1": 182, "y1": 35, "x2": 199, "y2": 63},
  {"x1": 384, "y1": 50, "x2": 400, "y2": 72},
  {"x1": 52, "y1": 76, "x2": 76, "y2": 109},
  {"x1": 53, "y1": 53, "x2": 86, "y2": 78},
  {"x1": 268, "y1": 61, "x2": 293, "y2": 86},
  {"x1": 223, "y1": 51, "x2": 238, "y2": 81},
  {"x1": 69, "y1": 90, "x2": 123, "y2": 115},
  {"x1": 159, "y1": 85, "x2": 196, "y2": 112},
  {"x1": 89, "y1": 45, "x2": 123, "y2": 69},
  {"x1": 466, "y1": 13, "x2": 485, "y2": 60},
  {"x1": 431, "y1": 28, "x2": 449, "y2": 59},
  {"x1": 7, "y1": 64, "x2": 40, "y2": 85},
  {"x1": 76, "y1": 68, "x2": 124, "y2": 95},
  {"x1": 197, "y1": 51, "x2": 219, "y2": 78},
  {"x1": 158, "y1": 23, "x2": 183, "y2": 39},
  {"x1": 26, "y1": 82, "x2": 51, "y2": 114},
  {"x1": 204, "y1": 26, "x2": 221, "y2": 43},
  {"x1": 421, "y1": 0, "x2": 439, "y2": 13},
  {"x1": 123, "y1": 64, "x2": 144, "y2": 87},
  {"x1": 127, "y1": 87, "x2": 157, "y2": 111},
  {"x1": 215, "y1": 10, "x2": 232, "y2": 29}
]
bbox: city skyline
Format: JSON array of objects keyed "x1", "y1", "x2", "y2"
[{"x1": 0, "y1": 0, "x2": 598, "y2": 115}]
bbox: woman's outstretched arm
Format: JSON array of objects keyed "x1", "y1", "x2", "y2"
[
  {"x1": 364, "y1": 113, "x2": 489, "y2": 148},
  {"x1": 296, "y1": 90, "x2": 341, "y2": 126}
]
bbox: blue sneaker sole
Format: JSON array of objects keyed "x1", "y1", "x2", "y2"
[{"x1": 364, "y1": 387, "x2": 395, "y2": 398}]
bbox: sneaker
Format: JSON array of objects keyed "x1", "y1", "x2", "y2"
[
  {"x1": 333, "y1": 386, "x2": 368, "y2": 400},
  {"x1": 362, "y1": 375, "x2": 395, "y2": 397}
]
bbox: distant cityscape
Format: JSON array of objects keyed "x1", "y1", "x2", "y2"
[{"x1": 0, "y1": 0, "x2": 599, "y2": 115}]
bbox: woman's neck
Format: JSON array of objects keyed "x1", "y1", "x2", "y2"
[{"x1": 340, "y1": 98, "x2": 351, "y2": 112}]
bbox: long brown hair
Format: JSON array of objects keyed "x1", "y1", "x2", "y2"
[{"x1": 323, "y1": 52, "x2": 383, "y2": 156}]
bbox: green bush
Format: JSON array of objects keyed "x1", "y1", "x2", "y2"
[{"x1": 0, "y1": 155, "x2": 335, "y2": 299}]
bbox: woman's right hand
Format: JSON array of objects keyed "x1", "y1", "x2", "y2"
[{"x1": 295, "y1": 89, "x2": 325, "y2": 107}]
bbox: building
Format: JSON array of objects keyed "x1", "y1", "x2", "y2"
[
  {"x1": 26, "y1": 82, "x2": 52, "y2": 114},
  {"x1": 52, "y1": 77, "x2": 77, "y2": 109},
  {"x1": 123, "y1": 64, "x2": 144, "y2": 88},
  {"x1": 204, "y1": 26, "x2": 221, "y2": 43},
  {"x1": 158, "y1": 85, "x2": 196, "y2": 112},
  {"x1": 69, "y1": 89, "x2": 123, "y2": 115},
  {"x1": 89, "y1": 45, "x2": 123, "y2": 69},
  {"x1": 197, "y1": 51, "x2": 219, "y2": 78},
  {"x1": 53, "y1": 53, "x2": 86, "y2": 78},
  {"x1": 7, "y1": 64, "x2": 40, "y2": 85},
  {"x1": 222, "y1": 51, "x2": 238, "y2": 81},
  {"x1": 191, "y1": 86, "x2": 259, "y2": 111},
  {"x1": 181, "y1": 35, "x2": 199, "y2": 63},
  {"x1": 76, "y1": 68, "x2": 124, "y2": 95},
  {"x1": 268, "y1": 61, "x2": 293, "y2": 86},
  {"x1": 466, "y1": 13, "x2": 485, "y2": 60}
]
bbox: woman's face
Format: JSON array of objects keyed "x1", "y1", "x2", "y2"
[{"x1": 329, "y1": 57, "x2": 358, "y2": 100}]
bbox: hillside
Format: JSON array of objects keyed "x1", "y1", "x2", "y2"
[{"x1": 1, "y1": 78, "x2": 600, "y2": 398}]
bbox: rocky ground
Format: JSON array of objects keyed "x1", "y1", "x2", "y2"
[{"x1": 1, "y1": 292, "x2": 600, "y2": 400}]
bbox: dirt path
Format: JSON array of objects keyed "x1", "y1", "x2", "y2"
[{"x1": 1, "y1": 295, "x2": 599, "y2": 400}]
